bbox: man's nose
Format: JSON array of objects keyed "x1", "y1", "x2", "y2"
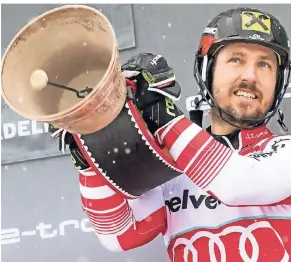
[{"x1": 241, "y1": 65, "x2": 257, "y2": 84}]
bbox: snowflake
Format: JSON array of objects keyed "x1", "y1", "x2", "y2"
[{"x1": 113, "y1": 148, "x2": 119, "y2": 153}]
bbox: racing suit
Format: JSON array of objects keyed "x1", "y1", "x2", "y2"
[{"x1": 76, "y1": 115, "x2": 291, "y2": 262}]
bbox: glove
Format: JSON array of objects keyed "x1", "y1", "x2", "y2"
[
  {"x1": 122, "y1": 52, "x2": 181, "y2": 104},
  {"x1": 121, "y1": 53, "x2": 183, "y2": 133},
  {"x1": 49, "y1": 124, "x2": 90, "y2": 171}
]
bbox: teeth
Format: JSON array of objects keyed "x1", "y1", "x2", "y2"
[
  {"x1": 235, "y1": 91, "x2": 256, "y2": 99},
  {"x1": 80, "y1": 138, "x2": 85, "y2": 145}
]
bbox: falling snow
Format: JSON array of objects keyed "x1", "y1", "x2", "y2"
[
  {"x1": 61, "y1": 196, "x2": 64, "y2": 200},
  {"x1": 283, "y1": 236, "x2": 289, "y2": 243},
  {"x1": 107, "y1": 151, "x2": 110, "y2": 154},
  {"x1": 113, "y1": 148, "x2": 119, "y2": 153},
  {"x1": 22, "y1": 167, "x2": 27, "y2": 172},
  {"x1": 125, "y1": 148, "x2": 131, "y2": 155},
  {"x1": 124, "y1": 142, "x2": 127, "y2": 145},
  {"x1": 162, "y1": 35, "x2": 166, "y2": 40},
  {"x1": 112, "y1": 160, "x2": 116, "y2": 164},
  {"x1": 4, "y1": 166, "x2": 8, "y2": 170},
  {"x1": 83, "y1": 42, "x2": 87, "y2": 46},
  {"x1": 168, "y1": 22, "x2": 171, "y2": 28}
]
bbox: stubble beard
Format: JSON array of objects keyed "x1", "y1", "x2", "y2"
[
  {"x1": 211, "y1": 82, "x2": 273, "y2": 129},
  {"x1": 211, "y1": 105, "x2": 266, "y2": 129}
]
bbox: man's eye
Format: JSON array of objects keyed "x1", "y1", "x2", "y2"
[
  {"x1": 259, "y1": 61, "x2": 271, "y2": 68},
  {"x1": 228, "y1": 57, "x2": 241, "y2": 63}
]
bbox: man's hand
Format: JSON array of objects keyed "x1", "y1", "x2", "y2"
[
  {"x1": 121, "y1": 53, "x2": 183, "y2": 133},
  {"x1": 49, "y1": 124, "x2": 90, "y2": 170}
]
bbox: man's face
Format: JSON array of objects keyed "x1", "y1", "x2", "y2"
[{"x1": 212, "y1": 43, "x2": 278, "y2": 127}]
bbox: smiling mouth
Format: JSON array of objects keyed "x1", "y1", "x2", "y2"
[{"x1": 234, "y1": 90, "x2": 258, "y2": 100}]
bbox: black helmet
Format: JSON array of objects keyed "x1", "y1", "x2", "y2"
[{"x1": 193, "y1": 7, "x2": 291, "y2": 129}]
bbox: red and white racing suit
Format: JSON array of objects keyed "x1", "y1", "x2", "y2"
[{"x1": 77, "y1": 115, "x2": 291, "y2": 262}]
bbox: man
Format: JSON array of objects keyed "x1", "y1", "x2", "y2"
[{"x1": 51, "y1": 7, "x2": 291, "y2": 261}]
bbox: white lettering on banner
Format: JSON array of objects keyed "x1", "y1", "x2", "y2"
[
  {"x1": 1, "y1": 228, "x2": 21, "y2": 245},
  {"x1": 18, "y1": 120, "x2": 30, "y2": 136},
  {"x1": 1, "y1": 120, "x2": 49, "y2": 140},
  {"x1": 1, "y1": 218, "x2": 95, "y2": 245}
]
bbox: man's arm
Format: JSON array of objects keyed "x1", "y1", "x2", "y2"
[
  {"x1": 48, "y1": 52, "x2": 180, "y2": 252},
  {"x1": 49, "y1": 124, "x2": 168, "y2": 252},
  {"x1": 79, "y1": 165, "x2": 167, "y2": 252},
  {"x1": 155, "y1": 115, "x2": 291, "y2": 206}
]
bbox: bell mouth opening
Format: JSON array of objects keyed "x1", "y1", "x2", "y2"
[{"x1": 1, "y1": 5, "x2": 118, "y2": 121}]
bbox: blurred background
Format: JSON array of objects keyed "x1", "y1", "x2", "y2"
[{"x1": 1, "y1": 4, "x2": 291, "y2": 262}]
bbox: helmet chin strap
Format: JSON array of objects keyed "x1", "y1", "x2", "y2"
[
  {"x1": 208, "y1": 89, "x2": 287, "y2": 131},
  {"x1": 214, "y1": 104, "x2": 267, "y2": 130},
  {"x1": 188, "y1": 91, "x2": 288, "y2": 133},
  {"x1": 277, "y1": 109, "x2": 288, "y2": 132}
]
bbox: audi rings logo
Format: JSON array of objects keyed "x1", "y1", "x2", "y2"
[{"x1": 171, "y1": 221, "x2": 289, "y2": 262}]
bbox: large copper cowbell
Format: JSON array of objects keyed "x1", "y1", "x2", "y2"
[
  {"x1": 1, "y1": 5, "x2": 126, "y2": 134},
  {"x1": 1, "y1": 5, "x2": 182, "y2": 197}
]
